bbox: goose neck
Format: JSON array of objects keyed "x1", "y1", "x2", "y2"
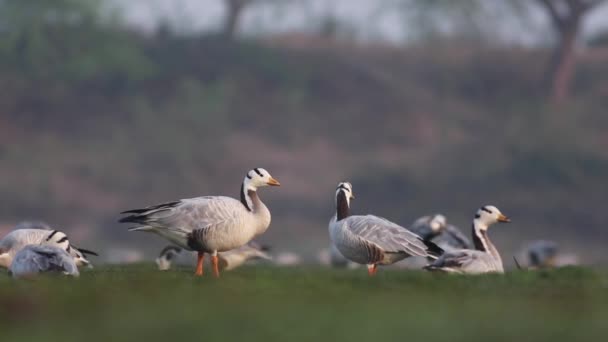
[{"x1": 336, "y1": 191, "x2": 350, "y2": 221}]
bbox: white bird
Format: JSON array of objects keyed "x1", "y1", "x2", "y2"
[
  {"x1": 409, "y1": 214, "x2": 471, "y2": 251},
  {"x1": 0, "y1": 229, "x2": 97, "y2": 269},
  {"x1": 120, "y1": 168, "x2": 280, "y2": 277},
  {"x1": 156, "y1": 242, "x2": 272, "y2": 271},
  {"x1": 329, "y1": 182, "x2": 438, "y2": 276},
  {"x1": 424, "y1": 206, "x2": 510, "y2": 274},
  {"x1": 10, "y1": 245, "x2": 79, "y2": 279}
]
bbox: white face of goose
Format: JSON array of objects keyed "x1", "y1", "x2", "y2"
[
  {"x1": 43, "y1": 231, "x2": 92, "y2": 267},
  {"x1": 335, "y1": 182, "x2": 355, "y2": 207},
  {"x1": 474, "y1": 205, "x2": 510, "y2": 229},
  {"x1": 244, "y1": 168, "x2": 281, "y2": 191},
  {"x1": 43, "y1": 231, "x2": 70, "y2": 250},
  {"x1": 430, "y1": 214, "x2": 447, "y2": 232}
]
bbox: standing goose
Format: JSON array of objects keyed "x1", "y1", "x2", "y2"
[
  {"x1": 410, "y1": 214, "x2": 471, "y2": 251},
  {"x1": 119, "y1": 168, "x2": 280, "y2": 277},
  {"x1": 10, "y1": 245, "x2": 79, "y2": 279},
  {"x1": 0, "y1": 229, "x2": 97, "y2": 269},
  {"x1": 424, "y1": 206, "x2": 510, "y2": 274},
  {"x1": 329, "y1": 182, "x2": 438, "y2": 276}
]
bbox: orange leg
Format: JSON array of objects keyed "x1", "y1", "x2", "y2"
[
  {"x1": 195, "y1": 252, "x2": 204, "y2": 276},
  {"x1": 211, "y1": 254, "x2": 220, "y2": 278},
  {"x1": 367, "y1": 264, "x2": 377, "y2": 276}
]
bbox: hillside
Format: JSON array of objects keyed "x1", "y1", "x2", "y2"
[{"x1": 1, "y1": 34, "x2": 607, "y2": 263}]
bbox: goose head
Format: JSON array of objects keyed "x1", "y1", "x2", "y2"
[
  {"x1": 335, "y1": 182, "x2": 354, "y2": 220},
  {"x1": 156, "y1": 245, "x2": 182, "y2": 271},
  {"x1": 244, "y1": 168, "x2": 281, "y2": 191},
  {"x1": 429, "y1": 214, "x2": 447, "y2": 233},
  {"x1": 335, "y1": 182, "x2": 354, "y2": 206},
  {"x1": 43, "y1": 230, "x2": 71, "y2": 250},
  {"x1": 474, "y1": 205, "x2": 510, "y2": 229},
  {"x1": 43, "y1": 230, "x2": 95, "y2": 268}
]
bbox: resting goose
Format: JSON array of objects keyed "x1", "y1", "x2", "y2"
[
  {"x1": 328, "y1": 182, "x2": 437, "y2": 276},
  {"x1": 424, "y1": 205, "x2": 510, "y2": 274},
  {"x1": 120, "y1": 168, "x2": 280, "y2": 277},
  {"x1": 10, "y1": 245, "x2": 79, "y2": 278},
  {"x1": 156, "y1": 242, "x2": 272, "y2": 271},
  {"x1": 0, "y1": 229, "x2": 97, "y2": 269},
  {"x1": 410, "y1": 214, "x2": 471, "y2": 251}
]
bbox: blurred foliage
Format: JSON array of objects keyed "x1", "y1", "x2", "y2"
[{"x1": 0, "y1": 0, "x2": 154, "y2": 82}]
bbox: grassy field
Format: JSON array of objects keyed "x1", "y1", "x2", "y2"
[{"x1": 0, "y1": 265, "x2": 606, "y2": 341}]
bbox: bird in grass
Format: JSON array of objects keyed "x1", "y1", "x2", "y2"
[
  {"x1": 10, "y1": 245, "x2": 79, "y2": 279},
  {"x1": 329, "y1": 182, "x2": 440, "y2": 276},
  {"x1": 0, "y1": 229, "x2": 97, "y2": 269},
  {"x1": 424, "y1": 206, "x2": 510, "y2": 274},
  {"x1": 156, "y1": 242, "x2": 272, "y2": 271},
  {"x1": 120, "y1": 168, "x2": 280, "y2": 277}
]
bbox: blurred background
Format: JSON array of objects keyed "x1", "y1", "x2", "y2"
[{"x1": 0, "y1": 0, "x2": 606, "y2": 266}]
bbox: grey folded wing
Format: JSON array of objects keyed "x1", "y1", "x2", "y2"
[
  {"x1": 345, "y1": 215, "x2": 429, "y2": 257},
  {"x1": 124, "y1": 197, "x2": 244, "y2": 233},
  {"x1": 428, "y1": 250, "x2": 493, "y2": 273},
  {"x1": 11, "y1": 245, "x2": 79, "y2": 277}
]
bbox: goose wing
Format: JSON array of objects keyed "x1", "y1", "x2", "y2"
[
  {"x1": 344, "y1": 215, "x2": 429, "y2": 257},
  {"x1": 120, "y1": 196, "x2": 247, "y2": 233},
  {"x1": 425, "y1": 249, "x2": 494, "y2": 273},
  {"x1": 11, "y1": 245, "x2": 79, "y2": 277}
]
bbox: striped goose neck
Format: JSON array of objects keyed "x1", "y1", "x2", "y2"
[
  {"x1": 240, "y1": 183, "x2": 254, "y2": 212},
  {"x1": 471, "y1": 220, "x2": 501, "y2": 261},
  {"x1": 472, "y1": 222, "x2": 489, "y2": 252},
  {"x1": 336, "y1": 191, "x2": 350, "y2": 221}
]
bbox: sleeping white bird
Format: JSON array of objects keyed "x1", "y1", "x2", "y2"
[
  {"x1": 424, "y1": 206, "x2": 510, "y2": 274},
  {"x1": 120, "y1": 168, "x2": 280, "y2": 277},
  {"x1": 329, "y1": 182, "x2": 439, "y2": 276},
  {"x1": 0, "y1": 229, "x2": 97, "y2": 269},
  {"x1": 10, "y1": 245, "x2": 79, "y2": 279}
]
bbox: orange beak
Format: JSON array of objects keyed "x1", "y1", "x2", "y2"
[
  {"x1": 267, "y1": 177, "x2": 281, "y2": 186},
  {"x1": 497, "y1": 214, "x2": 511, "y2": 223}
]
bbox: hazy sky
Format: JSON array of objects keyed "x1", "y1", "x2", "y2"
[{"x1": 113, "y1": 0, "x2": 608, "y2": 45}]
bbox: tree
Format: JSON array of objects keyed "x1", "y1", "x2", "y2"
[
  {"x1": 537, "y1": 0, "x2": 607, "y2": 103},
  {"x1": 222, "y1": 0, "x2": 254, "y2": 39},
  {"x1": 391, "y1": 0, "x2": 607, "y2": 103}
]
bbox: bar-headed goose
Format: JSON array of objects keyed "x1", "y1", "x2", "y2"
[
  {"x1": 329, "y1": 182, "x2": 438, "y2": 276},
  {"x1": 10, "y1": 245, "x2": 79, "y2": 278},
  {"x1": 0, "y1": 229, "x2": 97, "y2": 269},
  {"x1": 120, "y1": 168, "x2": 280, "y2": 277},
  {"x1": 410, "y1": 214, "x2": 471, "y2": 251},
  {"x1": 156, "y1": 242, "x2": 272, "y2": 271},
  {"x1": 424, "y1": 205, "x2": 510, "y2": 274}
]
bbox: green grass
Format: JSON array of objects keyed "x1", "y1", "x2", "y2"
[{"x1": 1, "y1": 265, "x2": 607, "y2": 341}]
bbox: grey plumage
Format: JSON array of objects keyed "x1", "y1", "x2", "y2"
[
  {"x1": 527, "y1": 240, "x2": 559, "y2": 268},
  {"x1": 0, "y1": 229, "x2": 95, "y2": 269},
  {"x1": 10, "y1": 245, "x2": 79, "y2": 278},
  {"x1": 425, "y1": 206, "x2": 510, "y2": 274},
  {"x1": 120, "y1": 168, "x2": 280, "y2": 278},
  {"x1": 409, "y1": 215, "x2": 471, "y2": 251},
  {"x1": 329, "y1": 182, "x2": 435, "y2": 274}
]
